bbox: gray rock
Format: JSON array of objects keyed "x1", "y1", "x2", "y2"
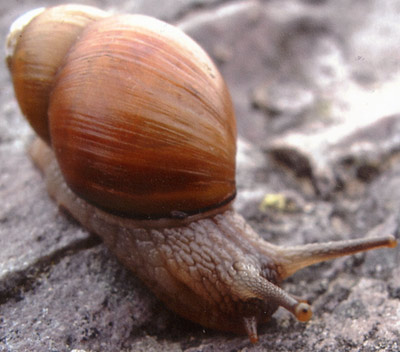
[
  {"x1": 1, "y1": 0, "x2": 399, "y2": 351},
  {"x1": 268, "y1": 113, "x2": 400, "y2": 196}
]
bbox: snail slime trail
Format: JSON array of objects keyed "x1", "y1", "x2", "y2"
[{"x1": 6, "y1": 4, "x2": 398, "y2": 343}]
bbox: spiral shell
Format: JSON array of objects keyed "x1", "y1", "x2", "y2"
[{"x1": 9, "y1": 8, "x2": 236, "y2": 218}]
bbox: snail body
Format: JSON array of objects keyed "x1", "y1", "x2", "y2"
[{"x1": 7, "y1": 5, "x2": 397, "y2": 343}]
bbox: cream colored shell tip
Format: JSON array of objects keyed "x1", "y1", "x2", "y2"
[{"x1": 6, "y1": 8, "x2": 45, "y2": 68}]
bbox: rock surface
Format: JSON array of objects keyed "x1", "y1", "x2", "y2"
[{"x1": 1, "y1": 0, "x2": 399, "y2": 351}]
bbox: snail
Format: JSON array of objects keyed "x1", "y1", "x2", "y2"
[{"x1": 6, "y1": 4, "x2": 397, "y2": 343}]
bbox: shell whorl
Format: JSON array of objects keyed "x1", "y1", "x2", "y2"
[{"x1": 8, "y1": 7, "x2": 237, "y2": 218}]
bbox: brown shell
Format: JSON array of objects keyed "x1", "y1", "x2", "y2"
[
  {"x1": 48, "y1": 15, "x2": 237, "y2": 218},
  {"x1": 8, "y1": 4, "x2": 108, "y2": 143}
]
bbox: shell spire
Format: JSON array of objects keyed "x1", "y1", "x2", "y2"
[{"x1": 7, "y1": 4, "x2": 108, "y2": 142}]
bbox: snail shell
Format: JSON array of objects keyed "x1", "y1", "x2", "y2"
[
  {"x1": 6, "y1": 5, "x2": 397, "y2": 343},
  {"x1": 8, "y1": 5, "x2": 236, "y2": 219}
]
